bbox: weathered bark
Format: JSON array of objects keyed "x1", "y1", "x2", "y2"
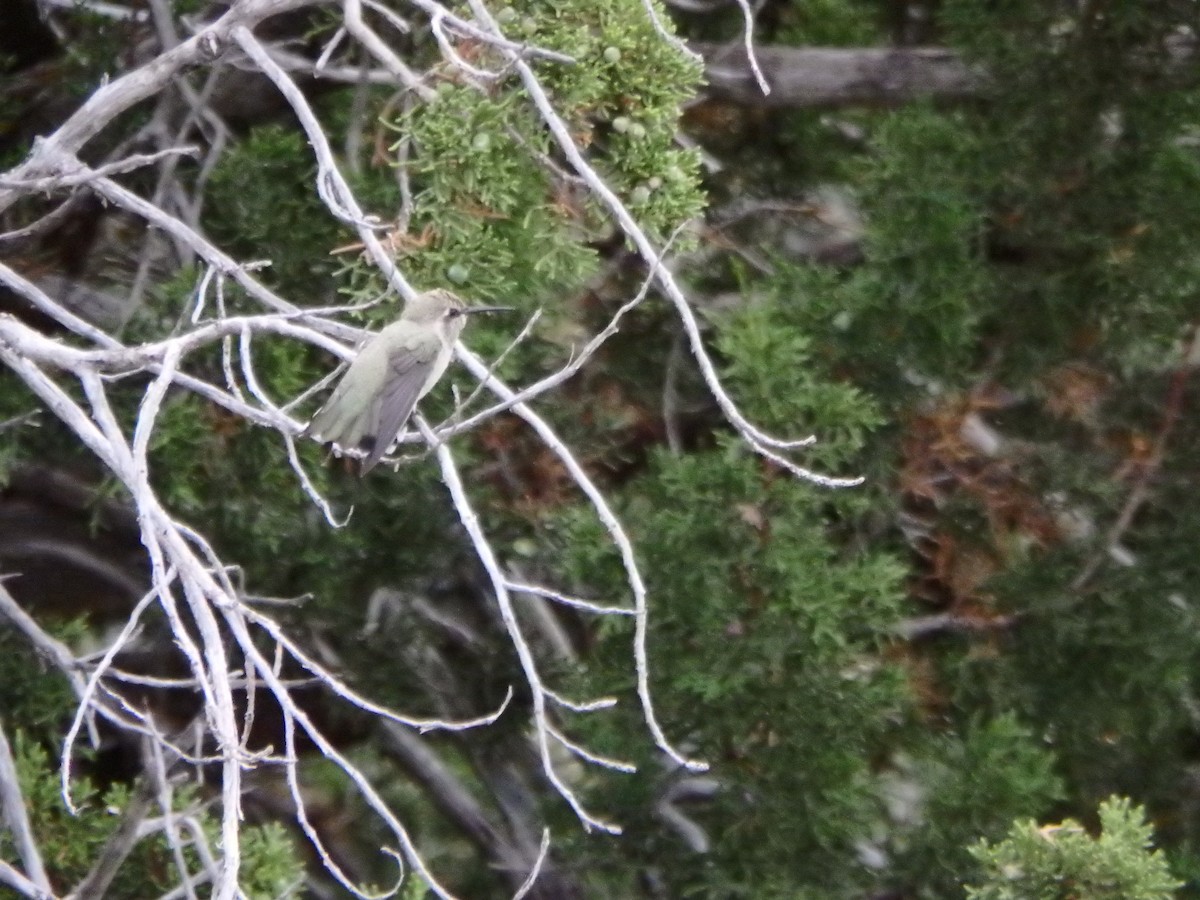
[
  {"x1": 696, "y1": 31, "x2": 1198, "y2": 108},
  {"x1": 695, "y1": 42, "x2": 985, "y2": 108}
]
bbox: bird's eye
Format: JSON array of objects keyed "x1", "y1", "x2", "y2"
[{"x1": 446, "y1": 308, "x2": 463, "y2": 319}]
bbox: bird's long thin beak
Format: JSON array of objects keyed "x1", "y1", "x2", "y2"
[{"x1": 462, "y1": 305, "x2": 515, "y2": 315}]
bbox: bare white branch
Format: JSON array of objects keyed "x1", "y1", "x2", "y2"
[
  {"x1": 733, "y1": 0, "x2": 772, "y2": 96},
  {"x1": 1, "y1": 0, "x2": 317, "y2": 216},
  {"x1": 548, "y1": 724, "x2": 637, "y2": 774},
  {"x1": 0, "y1": 858, "x2": 57, "y2": 900},
  {"x1": 453, "y1": 352, "x2": 709, "y2": 774},
  {"x1": 509, "y1": 581, "x2": 635, "y2": 617},
  {"x1": 0, "y1": 722, "x2": 52, "y2": 897},
  {"x1": 511, "y1": 829, "x2": 551, "y2": 900},
  {"x1": 463, "y1": 0, "x2": 856, "y2": 483},
  {"x1": 433, "y1": 434, "x2": 623, "y2": 834}
]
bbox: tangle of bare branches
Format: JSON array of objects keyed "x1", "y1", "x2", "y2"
[{"x1": 0, "y1": 1, "x2": 843, "y2": 897}]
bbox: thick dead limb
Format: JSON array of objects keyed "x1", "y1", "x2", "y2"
[{"x1": 696, "y1": 43, "x2": 985, "y2": 108}]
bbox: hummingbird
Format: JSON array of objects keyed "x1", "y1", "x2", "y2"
[{"x1": 306, "y1": 289, "x2": 511, "y2": 474}]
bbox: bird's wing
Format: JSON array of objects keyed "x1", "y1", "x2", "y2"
[
  {"x1": 305, "y1": 340, "x2": 386, "y2": 447},
  {"x1": 358, "y1": 338, "x2": 439, "y2": 474}
]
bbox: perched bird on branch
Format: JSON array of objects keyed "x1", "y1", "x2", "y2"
[{"x1": 307, "y1": 289, "x2": 510, "y2": 474}]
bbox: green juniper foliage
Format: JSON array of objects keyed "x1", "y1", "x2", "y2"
[
  {"x1": 204, "y1": 126, "x2": 345, "y2": 295},
  {"x1": 376, "y1": 0, "x2": 705, "y2": 305},
  {"x1": 966, "y1": 797, "x2": 1181, "y2": 900},
  {"x1": 543, "y1": 0, "x2": 1200, "y2": 896},
  {"x1": 886, "y1": 714, "x2": 1065, "y2": 899},
  {"x1": 552, "y1": 436, "x2": 911, "y2": 897}
]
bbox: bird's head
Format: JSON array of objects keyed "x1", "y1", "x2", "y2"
[
  {"x1": 403, "y1": 289, "x2": 513, "y2": 330},
  {"x1": 403, "y1": 289, "x2": 464, "y2": 324}
]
